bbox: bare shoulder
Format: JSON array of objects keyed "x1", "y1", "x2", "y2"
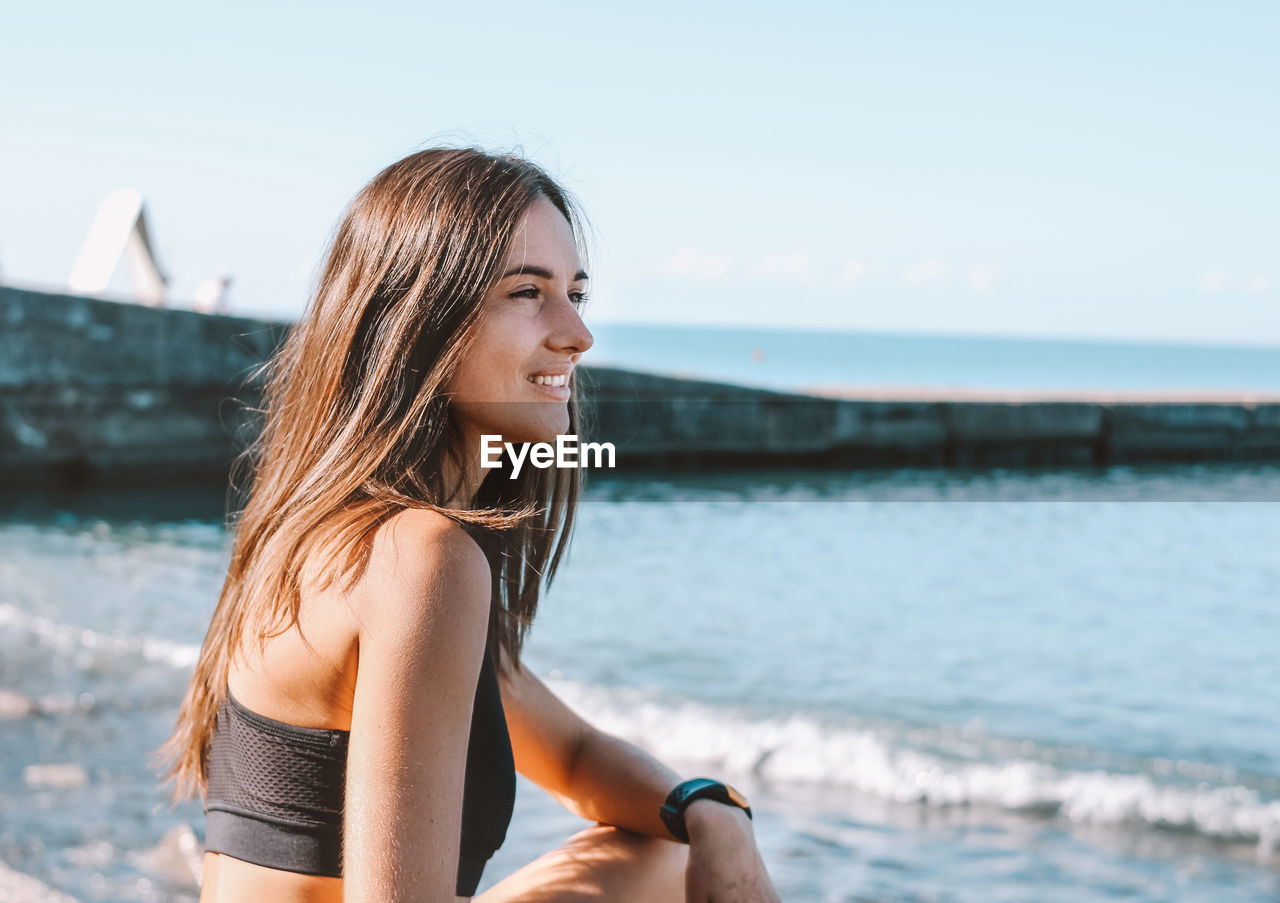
[
  {"x1": 351, "y1": 507, "x2": 492, "y2": 632},
  {"x1": 341, "y1": 507, "x2": 495, "y2": 898}
]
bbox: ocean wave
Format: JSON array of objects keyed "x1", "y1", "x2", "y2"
[
  {"x1": 547, "y1": 676, "x2": 1280, "y2": 854},
  {"x1": 3, "y1": 602, "x2": 1274, "y2": 854},
  {"x1": 0, "y1": 859, "x2": 79, "y2": 903},
  {"x1": 0, "y1": 603, "x2": 199, "y2": 669}
]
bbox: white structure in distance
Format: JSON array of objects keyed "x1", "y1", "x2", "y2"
[
  {"x1": 69, "y1": 189, "x2": 169, "y2": 305},
  {"x1": 68, "y1": 189, "x2": 233, "y2": 313},
  {"x1": 192, "y1": 271, "x2": 233, "y2": 314}
]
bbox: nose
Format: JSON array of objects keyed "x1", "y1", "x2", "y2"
[{"x1": 549, "y1": 292, "x2": 594, "y2": 356}]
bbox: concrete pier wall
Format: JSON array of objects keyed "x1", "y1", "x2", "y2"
[
  {"x1": 1, "y1": 286, "x2": 286, "y2": 486},
  {"x1": 581, "y1": 367, "x2": 1280, "y2": 469},
  {"x1": 3, "y1": 285, "x2": 1279, "y2": 488}
]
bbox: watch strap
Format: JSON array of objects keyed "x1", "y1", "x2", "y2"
[{"x1": 658, "y1": 777, "x2": 752, "y2": 843}]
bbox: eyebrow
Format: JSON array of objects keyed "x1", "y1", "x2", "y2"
[{"x1": 501, "y1": 264, "x2": 589, "y2": 282}]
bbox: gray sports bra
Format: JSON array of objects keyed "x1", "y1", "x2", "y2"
[{"x1": 203, "y1": 645, "x2": 516, "y2": 897}]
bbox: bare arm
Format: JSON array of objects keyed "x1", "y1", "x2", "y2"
[
  {"x1": 342, "y1": 511, "x2": 493, "y2": 902},
  {"x1": 563, "y1": 729, "x2": 754, "y2": 838},
  {"x1": 494, "y1": 652, "x2": 742, "y2": 838},
  {"x1": 497, "y1": 650, "x2": 780, "y2": 900}
]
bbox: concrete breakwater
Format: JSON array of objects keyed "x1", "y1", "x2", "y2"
[
  {"x1": 3, "y1": 285, "x2": 1280, "y2": 488},
  {"x1": 1, "y1": 286, "x2": 286, "y2": 487}
]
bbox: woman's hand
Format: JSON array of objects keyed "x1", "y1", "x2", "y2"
[{"x1": 683, "y1": 800, "x2": 782, "y2": 903}]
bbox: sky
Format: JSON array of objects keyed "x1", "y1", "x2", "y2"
[{"x1": 2, "y1": 1, "x2": 1277, "y2": 347}]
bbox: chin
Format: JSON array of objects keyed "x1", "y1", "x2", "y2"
[
  {"x1": 488, "y1": 406, "x2": 571, "y2": 446},
  {"x1": 456, "y1": 400, "x2": 571, "y2": 444},
  {"x1": 521, "y1": 409, "x2": 571, "y2": 445}
]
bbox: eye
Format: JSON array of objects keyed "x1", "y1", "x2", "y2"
[
  {"x1": 570, "y1": 291, "x2": 590, "y2": 308},
  {"x1": 510, "y1": 287, "x2": 540, "y2": 301}
]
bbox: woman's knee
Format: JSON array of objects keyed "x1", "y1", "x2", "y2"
[
  {"x1": 573, "y1": 825, "x2": 688, "y2": 902},
  {"x1": 584, "y1": 823, "x2": 689, "y2": 871},
  {"x1": 589, "y1": 823, "x2": 689, "y2": 901},
  {"x1": 474, "y1": 824, "x2": 688, "y2": 902}
]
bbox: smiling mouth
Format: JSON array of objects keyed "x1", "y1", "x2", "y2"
[{"x1": 528, "y1": 374, "x2": 570, "y2": 387}]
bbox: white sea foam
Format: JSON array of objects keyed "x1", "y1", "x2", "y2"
[
  {"x1": 0, "y1": 859, "x2": 80, "y2": 903},
  {"x1": 547, "y1": 676, "x2": 1280, "y2": 854},
  {"x1": 3, "y1": 600, "x2": 1275, "y2": 854},
  {"x1": 0, "y1": 603, "x2": 199, "y2": 669}
]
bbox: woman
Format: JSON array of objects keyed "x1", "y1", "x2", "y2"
[{"x1": 160, "y1": 147, "x2": 781, "y2": 902}]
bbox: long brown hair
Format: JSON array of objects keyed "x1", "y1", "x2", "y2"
[{"x1": 158, "y1": 147, "x2": 589, "y2": 801}]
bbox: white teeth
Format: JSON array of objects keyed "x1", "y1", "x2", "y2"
[{"x1": 530, "y1": 374, "x2": 569, "y2": 387}]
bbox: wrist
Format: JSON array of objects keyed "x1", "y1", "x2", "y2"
[
  {"x1": 684, "y1": 797, "x2": 751, "y2": 837},
  {"x1": 659, "y1": 777, "x2": 753, "y2": 843}
]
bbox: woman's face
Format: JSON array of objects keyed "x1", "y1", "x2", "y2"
[{"x1": 448, "y1": 197, "x2": 594, "y2": 449}]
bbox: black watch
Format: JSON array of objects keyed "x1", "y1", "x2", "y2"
[{"x1": 658, "y1": 777, "x2": 752, "y2": 843}]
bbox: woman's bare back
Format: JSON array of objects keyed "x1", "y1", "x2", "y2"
[
  {"x1": 203, "y1": 508, "x2": 465, "y2": 902},
  {"x1": 224, "y1": 538, "x2": 362, "y2": 733}
]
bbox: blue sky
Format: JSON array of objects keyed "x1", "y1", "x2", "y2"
[{"x1": 2, "y1": 1, "x2": 1277, "y2": 346}]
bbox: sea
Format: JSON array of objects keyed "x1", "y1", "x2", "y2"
[
  {"x1": 584, "y1": 323, "x2": 1280, "y2": 393},
  {"x1": 1, "y1": 326, "x2": 1278, "y2": 902}
]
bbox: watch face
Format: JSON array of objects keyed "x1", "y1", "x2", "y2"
[{"x1": 725, "y1": 784, "x2": 750, "y2": 808}]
